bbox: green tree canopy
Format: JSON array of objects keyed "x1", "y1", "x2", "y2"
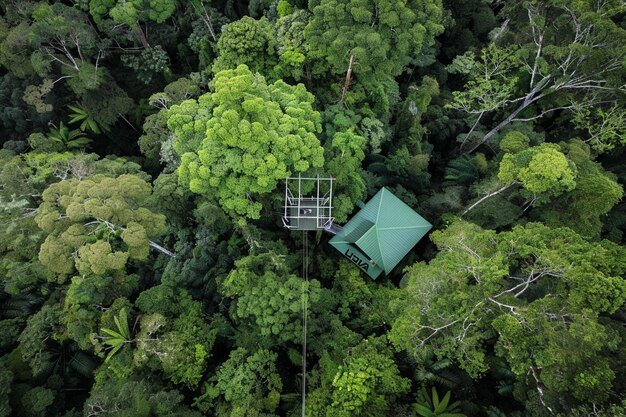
[
  {"x1": 35, "y1": 174, "x2": 168, "y2": 279},
  {"x1": 134, "y1": 286, "x2": 217, "y2": 387},
  {"x1": 85, "y1": 379, "x2": 202, "y2": 417},
  {"x1": 87, "y1": 0, "x2": 176, "y2": 47},
  {"x1": 449, "y1": 0, "x2": 626, "y2": 152},
  {"x1": 29, "y1": 3, "x2": 104, "y2": 94},
  {"x1": 307, "y1": 336, "x2": 411, "y2": 417},
  {"x1": 220, "y1": 243, "x2": 320, "y2": 345},
  {"x1": 196, "y1": 347, "x2": 282, "y2": 416},
  {"x1": 212, "y1": 17, "x2": 278, "y2": 77},
  {"x1": 390, "y1": 220, "x2": 626, "y2": 412},
  {"x1": 304, "y1": 0, "x2": 444, "y2": 82},
  {"x1": 498, "y1": 142, "x2": 577, "y2": 201},
  {"x1": 324, "y1": 130, "x2": 367, "y2": 223},
  {"x1": 168, "y1": 64, "x2": 324, "y2": 220},
  {"x1": 534, "y1": 140, "x2": 624, "y2": 238}
]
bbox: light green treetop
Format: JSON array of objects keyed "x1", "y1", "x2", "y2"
[
  {"x1": 534, "y1": 139, "x2": 624, "y2": 239},
  {"x1": 168, "y1": 64, "x2": 324, "y2": 220},
  {"x1": 498, "y1": 143, "x2": 576, "y2": 201},
  {"x1": 35, "y1": 174, "x2": 167, "y2": 279},
  {"x1": 463, "y1": 142, "x2": 577, "y2": 216}
]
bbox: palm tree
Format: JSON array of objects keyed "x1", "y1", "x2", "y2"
[
  {"x1": 414, "y1": 386, "x2": 467, "y2": 417},
  {"x1": 99, "y1": 308, "x2": 132, "y2": 363},
  {"x1": 47, "y1": 121, "x2": 91, "y2": 150}
]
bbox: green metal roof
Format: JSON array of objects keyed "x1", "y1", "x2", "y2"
[{"x1": 330, "y1": 187, "x2": 432, "y2": 278}]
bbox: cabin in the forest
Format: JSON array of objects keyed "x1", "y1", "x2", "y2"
[
  {"x1": 282, "y1": 178, "x2": 432, "y2": 279},
  {"x1": 329, "y1": 187, "x2": 432, "y2": 279}
]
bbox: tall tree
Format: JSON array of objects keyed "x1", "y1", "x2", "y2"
[
  {"x1": 29, "y1": 4, "x2": 104, "y2": 92},
  {"x1": 390, "y1": 220, "x2": 626, "y2": 413},
  {"x1": 304, "y1": 0, "x2": 444, "y2": 83},
  {"x1": 324, "y1": 130, "x2": 367, "y2": 223},
  {"x1": 87, "y1": 0, "x2": 176, "y2": 48},
  {"x1": 307, "y1": 336, "x2": 411, "y2": 417},
  {"x1": 448, "y1": 0, "x2": 626, "y2": 152},
  {"x1": 463, "y1": 141, "x2": 577, "y2": 215},
  {"x1": 195, "y1": 348, "x2": 282, "y2": 416},
  {"x1": 168, "y1": 64, "x2": 324, "y2": 221},
  {"x1": 133, "y1": 286, "x2": 217, "y2": 387},
  {"x1": 220, "y1": 243, "x2": 320, "y2": 345},
  {"x1": 35, "y1": 174, "x2": 170, "y2": 279},
  {"x1": 211, "y1": 17, "x2": 278, "y2": 77},
  {"x1": 533, "y1": 139, "x2": 623, "y2": 238}
]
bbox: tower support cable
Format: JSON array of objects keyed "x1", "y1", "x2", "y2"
[{"x1": 301, "y1": 230, "x2": 309, "y2": 417}]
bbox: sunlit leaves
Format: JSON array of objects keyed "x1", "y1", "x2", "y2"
[
  {"x1": 169, "y1": 64, "x2": 324, "y2": 220},
  {"x1": 35, "y1": 174, "x2": 166, "y2": 280},
  {"x1": 498, "y1": 143, "x2": 576, "y2": 201},
  {"x1": 391, "y1": 220, "x2": 626, "y2": 407}
]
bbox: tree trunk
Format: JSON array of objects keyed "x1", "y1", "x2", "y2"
[
  {"x1": 463, "y1": 79, "x2": 551, "y2": 153},
  {"x1": 340, "y1": 54, "x2": 356, "y2": 103},
  {"x1": 463, "y1": 106, "x2": 529, "y2": 153},
  {"x1": 462, "y1": 181, "x2": 518, "y2": 216},
  {"x1": 201, "y1": 6, "x2": 217, "y2": 42},
  {"x1": 136, "y1": 23, "x2": 150, "y2": 49}
]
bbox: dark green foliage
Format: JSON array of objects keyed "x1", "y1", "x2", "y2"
[
  {"x1": 121, "y1": 46, "x2": 170, "y2": 84},
  {"x1": 212, "y1": 17, "x2": 278, "y2": 77},
  {"x1": 0, "y1": 74, "x2": 50, "y2": 143},
  {"x1": 305, "y1": 0, "x2": 444, "y2": 83},
  {"x1": 220, "y1": 242, "x2": 320, "y2": 345},
  {"x1": 80, "y1": 82, "x2": 133, "y2": 132},
  {"x1": 1, "y1": 2, "x2": 625, "y2": 416},
  {"x1": 391, "y1": 220, "x2": 626, "y2": 413},
  {"x1": 85, "y1": 379, "x2": 202, "y2": 417},
  {"x1": 17, "y1": 304, "x2": 63, "y2": 377},
  {"x1": 414, "y1": 386, "x2": 466, "y2": 417},
  {"x1": 444, "y1": 155, "x2": 483, "y2": 186},
  {"x1": 0, "y1": 362, "x2": 12, "y2": 417},
  {"x1": 0, "y1": 22, "x2": 33, "y2": 78},
  {"x1": 306, "y1": 336, "x2": 411, "y2": 416},
  {"x1": 20, "y1": 386, "x2": 54, "y2": 417},
  {"x1": 533, "y1": 140, "x2": 623, "y2": 238},
  {"x1": 195, "y1": 347, "x2": 282, "y2": 415}
]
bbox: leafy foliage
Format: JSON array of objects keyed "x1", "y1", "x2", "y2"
[
  {"x1": 100, "y1": 307, "x2": 131, "y2": 363},
  {"x1": 305, "y1": 0, "x2": 444, "y2": 82},
  {"x1": 414, "y1": 386, "x2": 466, "y2": 417},
  {"x1": 46, "y1": 121, "x2": 91, "y2": 150},
  {"x1": 2, "y1": 2, "x2": 626, "y2": 416},
  {"x1": 196, "y1": 348, "x2": 282, "y2": 416},
  {"x1": 498, "y1": 143, "x2": 577, "y2": 202},
  {"x1": 212, "y1": 17, "x2": 278, "y2": 77},
  {"x1": 35, "y1": 173, "x2": 167, "y2": 279},
  {"x1": 391, "y1": 220, "x2": 626, "y2": 410},
  {"x1": 169, "y1": 64, "x2": 324, "y2": 220}
]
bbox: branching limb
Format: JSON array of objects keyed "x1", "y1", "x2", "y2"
[
  {"x1": 84, "y1": 219, "x2": 175, "y2": 257},
  {"x1": 462, "y1": 181, "x2": 519, "y2": 216}
]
